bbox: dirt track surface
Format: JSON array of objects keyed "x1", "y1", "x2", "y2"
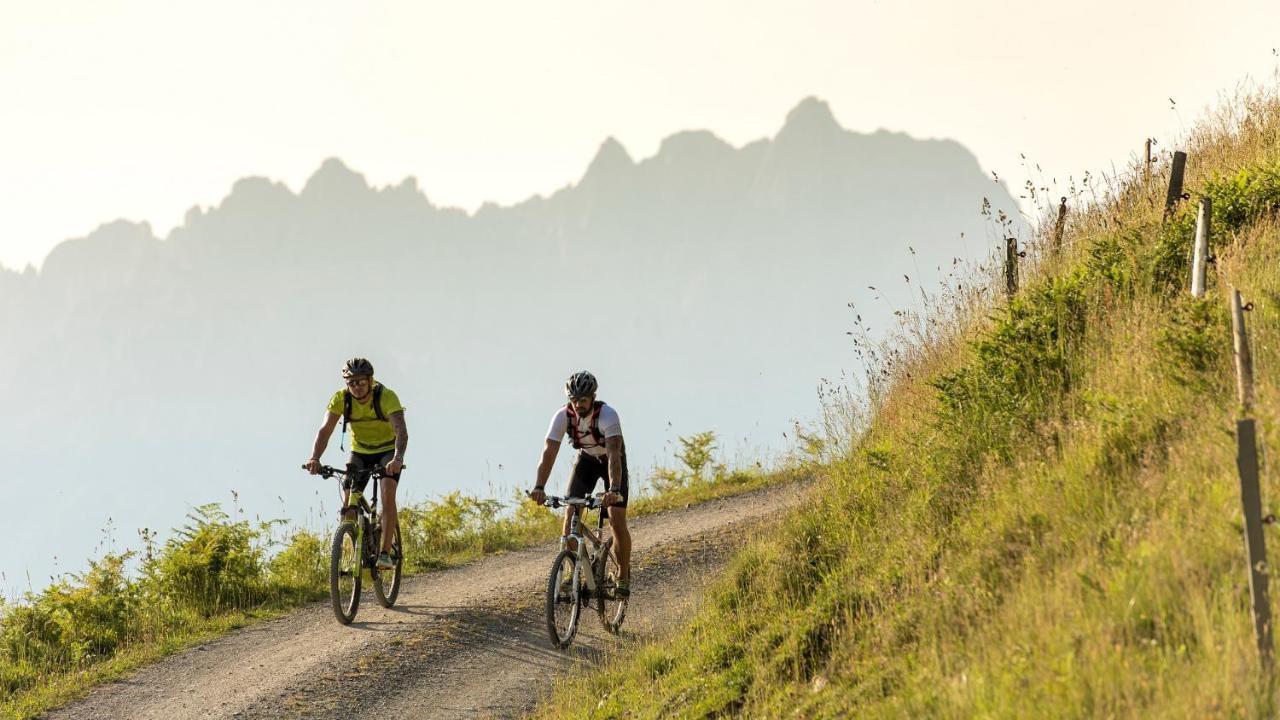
[{"x1": 46, "y1": 482, "x2": 809, "y2": 720}]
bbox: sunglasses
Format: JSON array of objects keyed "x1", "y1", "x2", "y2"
[{"x1": 346, "y1": 377, "x2": 371, "y2": 387}]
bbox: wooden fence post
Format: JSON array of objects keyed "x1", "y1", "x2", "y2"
[
  {"x1": 1191, "y1": 197, "x2": 1211, "y2": 297},
  {"x1": 1231, "y1": 287, "x2": 1272, "y2": 666},
  {"x1": 1164, "y1": 150, "x2": 1187, "y2": 220},
  {"x1": 1004, "y1": 237, "x2": 1019, "y2": 298},
  {"x1": 1052, "y1": 197, "x2": 1068, "y2": 256},
  {"x1": 1237, "y1": 419, "x2": 1272, "y2": 666},
  {"x1": 1144, "y1": 139, "x2": 1153, "y2": 179},
  {"x1": 1232, "y1": 288, "x2": 1255, "y2": 412}
]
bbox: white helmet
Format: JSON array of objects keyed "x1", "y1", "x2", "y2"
[{"x1": 565, "y1": 370, "x2": 598, "y2": 398}]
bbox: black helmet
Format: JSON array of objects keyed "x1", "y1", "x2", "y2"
[
  {"x1": 565, "y1": 370, "x2": 598, "y2": 398},
  {"x1": 342, "y1": 357, "x2": 375, "y2": 378}
]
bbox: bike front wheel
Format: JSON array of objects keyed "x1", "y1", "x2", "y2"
[
  {"x1": 329, "y1": 522, "x2": 362, "y2": 625},
  {"x1": 545, "y1": 549, "x2": 582, "y2": 649},
  {"x1": 372, "y1": 522, "x2": 402, "y2": 608},
  {"x1": 596, "y1": 538, "x2": 627, "y2": 634}
]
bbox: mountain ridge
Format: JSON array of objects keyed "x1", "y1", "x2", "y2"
[{"x1": 5, "y1": 96, "x2": 1005, "y2": 276}]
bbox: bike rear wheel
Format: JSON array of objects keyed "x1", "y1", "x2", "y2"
[
  {"x1": 329, "y1": 522, "x2": 362, "y2": 625},
  {"x1": 545, "y1": 549, "x2": 582, "y2": 649},
  {"x1": 596, "y1": 538, "x2": 627, "y2": 634},
  {"x1": 372, "y1": 522, "x2": 402, "y2": 608}
]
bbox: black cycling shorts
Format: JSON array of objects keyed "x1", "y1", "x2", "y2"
[
  {"x1": 565, "y1": 450, "x2": 629, "y2": 516},
  {"x1": 345, "y1": 449, "x2": 400, "y2": 492}
]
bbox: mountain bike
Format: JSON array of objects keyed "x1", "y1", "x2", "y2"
[
  {"x1": 306, "y1": 464, "x2": 403, "y2": 625},
  {"x1": 535, "y1": 493, "x2": 627, "y2": 649}
]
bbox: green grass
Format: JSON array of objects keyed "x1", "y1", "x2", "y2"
[
  {"x1": 0, "y1": 437, "x2": 795, "y2": 720},
  {"x1": 534, "y1": 82, "x2": 1280, "y2": 718}
]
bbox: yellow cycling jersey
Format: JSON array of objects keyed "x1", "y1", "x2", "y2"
[{"x1": 327, "y1": 384, "x2": 404, "y2": 453}]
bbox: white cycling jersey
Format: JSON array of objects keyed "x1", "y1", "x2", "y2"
[{"x1": 546, "y1": 403, "x2": 622, "y2": 458}]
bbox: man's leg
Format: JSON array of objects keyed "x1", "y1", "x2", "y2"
[
  {"x1": 607, "y1": 450, "x2": 631, "y2": 584},
  {"x1": 561, "y1": 506, "x2": 579, "y2": 552},
  {"x1": 562, "y1": 451, "x2": 594, "y2": 553},
  {"x1": 379, "y1": 475, "x2": 398, "y2": 553},
  {"x1": 342, "y1": 454, "x2": 370, "y2": 525},
  {"x1": 607, "y1": 506, "x2": 631, "y2": 582}
]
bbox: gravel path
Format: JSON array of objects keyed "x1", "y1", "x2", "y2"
[{"x1": 46, "y1": 481, "x2": 809, "y2": 720}]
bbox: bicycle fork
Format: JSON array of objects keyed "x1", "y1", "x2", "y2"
[
  {"x1": 560, "y1": 533, "x2": 601, "y2": 595},
  {"x1": 346, "y1": 490, "x2": 377, "y2": 567}
]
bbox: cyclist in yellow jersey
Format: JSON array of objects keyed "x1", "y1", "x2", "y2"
[{"x1": 304, "y1": 357, "x2": 408, "y2": 569}]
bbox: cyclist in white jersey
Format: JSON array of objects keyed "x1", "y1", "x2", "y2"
[{"x1": 529, "y1": 370, "x2": 631, "y2": 597}]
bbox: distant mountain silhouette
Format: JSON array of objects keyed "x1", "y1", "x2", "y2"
[{"x1": 0, "y1": 98, "x2": 1022, "y2": 587}]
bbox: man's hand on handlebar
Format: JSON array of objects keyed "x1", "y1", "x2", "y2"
[
  {"x1": 305, "y1": 458, "x2": 323, "y2": 475},
  {"x1": 528, "y1": 487, "x2": 547, "y2": 505},
  {"x1": 385, "y1": 458, "x2": 404, "y2": 476},
  {"x1": 602, "y1": 490, "x2": 620, "y2": 507}
]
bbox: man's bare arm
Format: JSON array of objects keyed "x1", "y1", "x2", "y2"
[
  {"x1": 535, "y1": 439, "x2": 560, "y2": 489},
  {"x1": 606, "y1": 435, "x2": 624, "y2": 491},
  {"x1": 307, "y1": 411, "x2": 341, "y2": 472},
  {"x1": 312, "y1": 411, "x2": 340, "y2": 459},
  {"x1": 390, "y1": 410, "x2": 408, "y2": 461}
]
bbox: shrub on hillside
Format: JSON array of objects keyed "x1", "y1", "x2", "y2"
[
  {"x1": 932, "y1": 271, "x2": 1089, "y2": 465},
  {"x1": 268, "y1": 530, "x2": 327, "y2": 600},
  {"x1": 146, "y1": 504, "x2": 271, "y2": 616},
  {"x1": 0, "y1": 553, "x2": 138, "y2": 695},
  {"x1": 651, "y1": 431, "x2": 725, "y2": 493},
  {"x1": 1157, "y1": 297, "x2": 1226, "y2": 387},
  {"x1": 400, "y1": 493, "x2": 515, "y2": 571},
  {"x1": 1204, "y1": 162, "x2": 1280, "y2": 231}
]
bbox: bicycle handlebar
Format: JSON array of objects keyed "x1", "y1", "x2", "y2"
[
  {"x1": 301, "y1": 463, "x2": 403, "y2": 480},
  {"x1": 531, "y1": 492, "x2": 607, "y2": 510}
]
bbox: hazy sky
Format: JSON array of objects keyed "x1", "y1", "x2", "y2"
[{"x1": 2, "y1": 0, "x2": 1277, "y2": 270}]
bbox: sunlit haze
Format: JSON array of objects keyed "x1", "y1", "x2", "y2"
[{"x1": 2, "y1": 0, "x2": 1276, "y2": 269}]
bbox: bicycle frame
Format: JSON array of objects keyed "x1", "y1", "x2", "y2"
[
  {"x1": 317, "y1": 464, "x2": 388, "y2": 566},
  {"x1": 539, "y1": 492, "x2": 626, "y2": 647},
  {"x1": 560, "y1": 499, "x2": 611, "y2": 593},
  {"x1": 344, "y1": 490, "x2": 375, "y2": 560},
  {"x1": 309, "y1": 462, "x2": 404, "y2": 624}
]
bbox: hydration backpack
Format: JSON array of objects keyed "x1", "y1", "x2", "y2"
[
  {"x1": 339, "y1": 384, "x2": 387, "y2": 450},
  {"x1": 566, "y1": 400, "x2": 606, "y2": 450}
]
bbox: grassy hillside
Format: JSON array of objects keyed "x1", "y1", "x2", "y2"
[{"x1": 537, "y1": 84, "x2": 1280, "y2": 718}]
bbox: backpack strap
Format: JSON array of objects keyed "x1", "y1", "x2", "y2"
[
  {"x1": 589, "y1": 401, "x2": 606, "y2": 446},
  {"x1": 373, "y1": 384, "x2": 386, "y2": 421},
  {"x1": 565, "y1": 402, "x2": 582, "y2": 449},
  {"x1": 341, "y1": 389, "x2": 353, "y2": 451}
]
